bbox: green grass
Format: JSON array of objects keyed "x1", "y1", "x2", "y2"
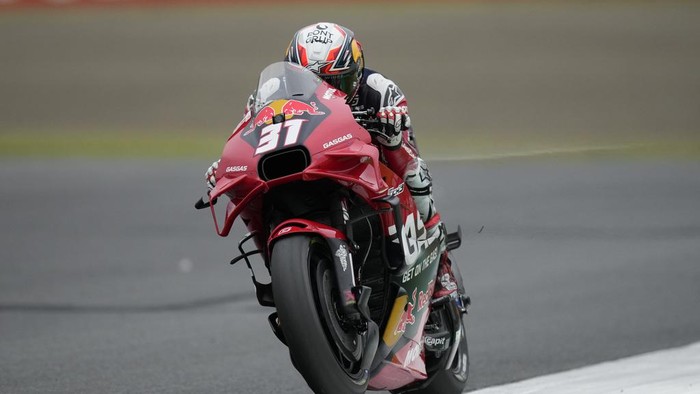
[
  {"x1": 417, "y1": 132, "x2": 700, "y2": 161},
  {"x1": 1, "y1": 130, "x2": 699, "y2": 161},
  {"x1": 0, "y1": 131, "x2": 225, "y2": 159}
]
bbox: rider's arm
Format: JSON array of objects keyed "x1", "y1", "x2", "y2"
[{"x1": 361, "y1": 72, "x2": 417, "y2": 152}]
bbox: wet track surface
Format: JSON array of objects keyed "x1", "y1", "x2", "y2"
[{"x1": 1, "y1": 158, "x2": 699, "y2": 393}]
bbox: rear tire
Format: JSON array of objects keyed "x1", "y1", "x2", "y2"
[
  {"x1": 271, "y1": 235, "x2": 367, "y2": 394},
  {"x1": 395, "y1": 258, "x2": 470, "y2": 394},
  {"x1": 415, "y1": 322, "x2": 469, "y2": 394},
  {"x1": 410, "y1": 260, "x2": 470, "y2": 394}
]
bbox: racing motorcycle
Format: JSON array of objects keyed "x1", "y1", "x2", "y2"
[{"x1": 196, "y1": 62, "x2": 470, "y2": 393}]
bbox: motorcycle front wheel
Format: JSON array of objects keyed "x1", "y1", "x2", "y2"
[{"x1": 271, "y1": 235, "x2": 367, "y2": 394}]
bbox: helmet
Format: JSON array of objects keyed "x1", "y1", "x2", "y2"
[{"x1": 285, "y1": 22, "x2": 364, "y2": 100}]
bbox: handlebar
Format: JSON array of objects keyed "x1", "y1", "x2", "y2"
[
  {"x1": 352, "y1": 108, "x2": 382, "y2": 133},
  {"x1": 351, "y1": 108, "x2": 375, "y2": 117}
]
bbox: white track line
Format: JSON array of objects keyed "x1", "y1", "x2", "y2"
[
  {"x1": 470, "y1": 341, "x2": 700, "y2": 394},
  {"x1": 430, "y1": 143, "x2": 649, "y2": 162}
]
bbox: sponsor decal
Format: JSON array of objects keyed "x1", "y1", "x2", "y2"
[
  {"x1": 385, "y1": 85, "x2": 405, "y2": 107},
  {"x1": 394, "y1": 289, "x2": 417, "y2": 335},
  {"x1": 305, "y1": 24, "x2": 334, "y2": 44},
  {"x1": 390, "y1": 212, "x2": 441, "y2": 272},
  {"x1": 425, "y1": 336, "x2": 447, "y2": 347},
  {"x1": 389, "y1": 212, "x2": 421, "y2": 267},
  {"x1": 417, "y1": 280, "x2": 434, "y2": 312},
  {"x1": 225, "y1": 165, "x2": 247, "y2": 173},
  {"x1": 323, "y1": 88, "x2": 338, "y2": 100},
  {"x1": 394, "y1": 279, "x2": 436, "y2": 338},
  {"x1": 306, "y1": 60, "x2": 332, "y2": 74},
  {"x1": 403, "y1": 341, "x2": 423, "y2": 367},
  {"x1": 387, "y1": 183, "x2": 404, "y2": 197},
  {"x1": 323, "y1": 133, "x2": 353, "y2": 149},
  {"x1": 255, "y1": 119, "x2": 306, "y2": 156},
  {"x1": 402, "y1": 244, "x2": 439, "y2": 283},
  {"x1": 237, "y1": 110, "x2": 253, "y2": 136},
  {"x1": 253, "y1": 100, "x2": 324, "y2": 128},
  {"x1": 335, "y1": 244, "x2": 349, "y2": 272},
  {"x1": 277, "y1": 227, "x2": 292, "y2": 236}
]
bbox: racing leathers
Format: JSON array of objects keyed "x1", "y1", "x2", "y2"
[{"x1": 350, "y1": 68, "x2": 457, "y2": 299}]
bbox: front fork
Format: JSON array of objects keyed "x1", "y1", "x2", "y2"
[
  {"x1": 267, "y1": 211, "x2": 380, "y2": 382},
  {"x1": 266, "y1": 216, "x2": 369, "y2": 324}
]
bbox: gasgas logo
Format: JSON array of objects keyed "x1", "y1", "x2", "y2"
[
  {"x1": 323, "y1": 134, "x2": 353, "y2": 149},
  {"x1": 225, "y1": 165, "x2": 247, "y2": 173},
  {"x1": 253, "y1": 99, "x2": 325, "y2": 127},
  {"x1": 388, "y1": 212, "x2": 440, "y2": 269}
]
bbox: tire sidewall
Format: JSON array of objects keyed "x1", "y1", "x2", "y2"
[{"x1": 271, "y1": 235, "x2": 367, "y2": 394}]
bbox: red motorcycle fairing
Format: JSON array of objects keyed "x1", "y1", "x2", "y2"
[
  {"x1": 368, "y1": 230, "x2": 442, "y2": 389},
  {"x1": 207, "y1": 86, "x2": 386, "y2": 237},
  {"x1": 269, "y1": 219, "x2": 347, "y2": 243},
  {"x1": 205, "y1": 62, "x2": 445, "y2": 391}
]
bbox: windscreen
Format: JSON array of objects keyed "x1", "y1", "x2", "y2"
[{"x1": 253, "y1": 62, "x2": 324, "y2": 112}]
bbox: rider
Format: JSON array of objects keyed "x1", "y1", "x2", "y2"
[{"x1": 206, "y1": 22, "x2": 457, "y2": 299}]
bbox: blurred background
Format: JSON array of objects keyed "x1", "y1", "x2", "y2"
[
  {"x1": 1, "y1": 0, "x2": 698, "y2": 158},
  {"x1": 1, "y1": 1, "x2": 699, "y2": 393}
]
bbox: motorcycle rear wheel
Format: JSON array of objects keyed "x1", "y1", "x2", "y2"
[
  {"x1": 271, "y1": 235, "x2": 368, "y2": 394},
  {"x1": 416, "y1": 321, "x2": 469, "y2": 394}
]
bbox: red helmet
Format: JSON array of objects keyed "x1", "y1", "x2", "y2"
[{"x1": 285, "y1": 22, "x2": 364, "y2": 100}]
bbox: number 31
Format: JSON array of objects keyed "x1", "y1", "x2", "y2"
[{"x1": 255, "y1": 119, "x2": 305, "y2": 155}]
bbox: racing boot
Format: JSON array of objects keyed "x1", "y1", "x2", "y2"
[{"x1": 433, "y1": 251, "x2": 458, "y2": 299}]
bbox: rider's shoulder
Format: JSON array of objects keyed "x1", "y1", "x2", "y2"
[
  {"x1": 357, "y1": 68, "x2": 406, "y2": 109},
  {"x1": 361, "y1": 68, "x2": 400, "y2": 92}
]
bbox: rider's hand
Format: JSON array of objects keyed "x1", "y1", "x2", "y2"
[
  {"x1": 375, "y1": 106, "x2": 411, "y2": 147},
  {"x1": 205, "y1": 159, "x2": 220, "y2": 191}
]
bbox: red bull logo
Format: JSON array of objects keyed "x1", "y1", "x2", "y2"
[
  {"x1": 395, "y1": 289, "x2": 417, "y2": 335},
  {"x1": 253, "y1": 99, "x2": 325, "y2": 127},
  {"x1": 417, "y1": 280, "x2": 434, "y2": 312}
]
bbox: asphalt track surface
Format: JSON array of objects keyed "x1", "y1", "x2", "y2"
[{"x1": 1, "y1": 157, "x2": 700, "y2": 393}]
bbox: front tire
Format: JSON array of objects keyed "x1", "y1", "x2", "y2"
[{"x1": 271, "y1": 235, "x2": 367, "y2": 394}]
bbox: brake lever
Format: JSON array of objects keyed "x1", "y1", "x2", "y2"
[
  {"x1": 352, "y1": 108, "x2": 382, "y2": 133},
  {"x1": 195, "y1": 194, "x2": 217, "y2": 210},
  {"x1": 351, "y1": 108, "x2": 376, "y2": 117}
]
